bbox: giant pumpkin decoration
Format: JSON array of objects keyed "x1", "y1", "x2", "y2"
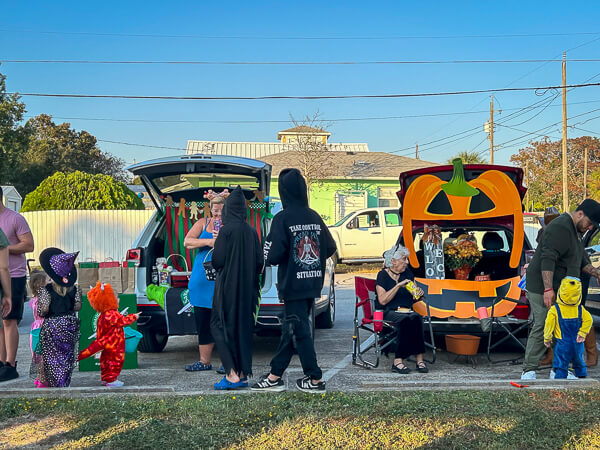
[{"x1": 402, "y1": 159, "x2": 525, "y2": 319}]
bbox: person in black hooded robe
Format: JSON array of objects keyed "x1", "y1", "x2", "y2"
[{"x1": 210, "y1": 186, "x2": 264, "y2": 390}]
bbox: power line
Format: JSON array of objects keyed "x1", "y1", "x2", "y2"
[
  {"x1": 8, "y1": 82, "x2": 600, "y2": 101},
  {"x1": 495, "y1": 108, "x2": 600, "y2": 150},
  {"x1": 97, "y1": 139, "x2": 186, "y2": 151},
  {"x1": 393, "y1": 94, "x2": 565, "y2": 155},
  {"x1": 4, "y1": 58, "x2": 600, "y2": 65},
  {"x1": 571, "y1": 126, "x2": 598, "y2": 135},
  {"x1": 2, "y1": 29, "x2": 600, "y2": 40},
  {"x1": 20, "y1": 98, "x2": 600, "y2": 125}
]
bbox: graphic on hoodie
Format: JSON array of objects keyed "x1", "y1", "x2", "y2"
[{"x1": 294, "y1": 232, "x2": 320, "y2": 268}]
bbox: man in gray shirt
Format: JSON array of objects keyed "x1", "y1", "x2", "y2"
[{"x1": 522, "y1": 199, "x2": 600, "y2": 380}]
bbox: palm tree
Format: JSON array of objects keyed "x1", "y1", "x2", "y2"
[{"x1": 446, "y1": 151, "x2": 487, "y2": 165}]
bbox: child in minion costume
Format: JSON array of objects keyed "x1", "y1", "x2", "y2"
[{"x1": 544, "y1": 277, "x2": 592, "y2": 379}]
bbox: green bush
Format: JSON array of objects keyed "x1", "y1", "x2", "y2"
[{"x1": 21, "y1": 171, "x2": 144, "y2": 211}]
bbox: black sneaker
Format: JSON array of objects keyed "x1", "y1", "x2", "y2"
[
  {"x1": 296, "y1": 376, "x2": 325, "y2": 393},
  {"x1": 250, "y1": 375, "x2": 285, "y2": 392},
  {"x1": 0, "y1": 362, "x2": 18, "y2": 382}
]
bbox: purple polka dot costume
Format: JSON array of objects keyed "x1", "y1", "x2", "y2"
[{"x1": 30, "y1": 249, "x2": 82, "y2": 387}]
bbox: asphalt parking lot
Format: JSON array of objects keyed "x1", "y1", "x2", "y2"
[{"x1": 4, "y1": 271, "x2": 600, "y2": 397}]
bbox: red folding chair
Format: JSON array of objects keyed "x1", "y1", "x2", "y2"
[{"x1": 352, "y1": 276, "x2": 436, "y2": 369}]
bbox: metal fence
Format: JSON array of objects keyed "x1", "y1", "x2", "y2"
[{"x1": 21, "y1": 210, "x2": 154, "y2": 265}]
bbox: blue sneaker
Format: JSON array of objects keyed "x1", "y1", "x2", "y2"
[
  {"x1": 214, "y1": 376, "x2": 247, "y2": 390},
  {"x1": 185, "y1": 361, "x2": 212, "y2": 372},
  {"x1": 216, "y1": 365, "x2": 226, "y2": 374}
]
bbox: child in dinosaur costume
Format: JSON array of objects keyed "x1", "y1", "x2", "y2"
[
  {"x1": 544, "y1": 276, "x2": 592, "y2": 379},
  {"x1": 78, "y1": 282, "x2": 140, "y2": 387}
]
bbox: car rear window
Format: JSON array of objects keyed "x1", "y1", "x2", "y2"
[
  {"x1": 152, "y1": 173, "x2": 260, "y2": 193},
  {"x1": 414, "y1": 229, "x2": 510, "y2": 252}
]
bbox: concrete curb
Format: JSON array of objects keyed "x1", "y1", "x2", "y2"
[
  {"x1": 1, "y1": 378, "x2": 599, "y2": 399},
  {"x1": 360, "y1": 378, "x2": 600, "y2": 391}
]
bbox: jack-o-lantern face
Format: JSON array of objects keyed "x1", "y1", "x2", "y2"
[
  {"x1": 412, "y1": 277, "x2": 522, "y2": 319},
  {"x1": 402, "y1": 159, "x2": 524, "y2": 270}
]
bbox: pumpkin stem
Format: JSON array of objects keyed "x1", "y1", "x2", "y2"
[{"x1": 441, "y1": 158, "x2": 479, "y2": 197}]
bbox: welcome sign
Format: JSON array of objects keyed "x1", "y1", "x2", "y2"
[{"x1": 423, "y1": 224, "x2": 444, "y2": 279}]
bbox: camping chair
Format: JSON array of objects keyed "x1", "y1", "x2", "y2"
[
  {"x1": 352, "y1": 276, "x2": 436, "y2": 369},
  {"x1": 485, "y1": 289, "x2": 532, "y2": 364}
]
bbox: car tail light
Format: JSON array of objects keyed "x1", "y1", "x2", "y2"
[{"x1": 126, "y1": 248, "x2": 142, "y2": 264}]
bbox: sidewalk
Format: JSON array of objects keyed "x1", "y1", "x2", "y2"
[{"x1": 2, "y1": 272, "x2": 599, "y2": 397}]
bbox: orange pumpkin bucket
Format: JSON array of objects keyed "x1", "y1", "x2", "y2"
[{"x1": 445, "y1": 334, "x2": 480, "y2": 356}]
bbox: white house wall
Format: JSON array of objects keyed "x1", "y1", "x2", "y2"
[{"x1": 21, "y1": 210, "x2": 154, "y2": 265}]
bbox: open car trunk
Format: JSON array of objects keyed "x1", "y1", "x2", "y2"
[
  {"x1": 397, "y1": 161, "x2": 529, "y2": 320},
  {"x1": 127, "y1": 155, "x2": 273, "y2": 290}
]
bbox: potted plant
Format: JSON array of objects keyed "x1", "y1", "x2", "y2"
[{"x1": 444, "y1": 235, "x2": 482, "y2": 280}]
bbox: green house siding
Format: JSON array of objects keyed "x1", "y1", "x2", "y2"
[{"x1": 270, "y1": 178, "x2": 399, "y2": 225}]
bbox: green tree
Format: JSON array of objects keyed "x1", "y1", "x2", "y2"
[
  {"x1": 0, "y1": 72, "x2": 29, "y2": 188},
  {"x1": 19, "y1": 114, "x2": 127, "y2": 194},
  {"x1": 446, "y1": 151, "x2": 487, "y2": 164},
  {"x1": 510, "y1": 136, "x2": 600, "y2": 211},
  {"x1": 21, "y1": 171, "x2": 144, "y2": 211}
]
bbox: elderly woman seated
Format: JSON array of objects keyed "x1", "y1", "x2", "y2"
[{"x1": 375, "y1": 245, "x2": 428, "y2": 374}]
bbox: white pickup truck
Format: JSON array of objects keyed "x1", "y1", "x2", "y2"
[{"x1": 328, "y1": 207, "x2": 402, "y2": 264}]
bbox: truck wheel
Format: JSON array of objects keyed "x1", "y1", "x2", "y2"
[
  {"x1": 316, "y1": 274, "x2": 335, "y2": 329},
  {"x1": 138, "y1": 328, "x2": 169, "y2": 353}
]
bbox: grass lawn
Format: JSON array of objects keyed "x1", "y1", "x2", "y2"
[{"x1": 1, "y1": 390, "x2": 600, "y2": 449}]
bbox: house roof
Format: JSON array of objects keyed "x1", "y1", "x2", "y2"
[
  {"x1": 277, "y1": 126, "x2": 331, "y2": 139},
  {"x1": 186, "y1": 140, "x2": 368, "y2": 159},
  {"x1": 0, "y1": 185, "x2": 21, "y2": 200},
  {"x1": 259, "y1": 151, "x2": 439, "y2": 179}
]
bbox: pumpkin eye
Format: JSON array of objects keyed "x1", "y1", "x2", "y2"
[
  {"x1": 427, "y1": 191, "x2": 453, "y2": 215},
  {"x1": 468, "y1": 190, "x2": 495, "y2": 214}
]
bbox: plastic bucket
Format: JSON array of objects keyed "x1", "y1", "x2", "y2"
[
  {"x1": 31, "y1": 328, "x2": 41, "y2": 351},
  {"x1": 124, "y1": 327, "x2": 143, "y2": 353},
  {"x1": 445, "y1": 334, "x2": 480, "y2": 356}
]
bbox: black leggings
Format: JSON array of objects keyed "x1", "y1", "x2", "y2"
[
  {"x1": 383, "y1": 311, "x2": 426, "y2": 359},
  {"x1": 194, "y1": 306, "x2": 214, "y2": 345}
]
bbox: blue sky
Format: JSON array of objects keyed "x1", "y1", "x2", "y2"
[{"x1": 1, "y1": 1, "x2": 599, "y2": 167}]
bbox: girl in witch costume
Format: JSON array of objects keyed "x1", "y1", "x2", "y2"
[
  {"x1": 30, "y1": 248, "x2": 82, "y2": 388},
  {"x1": 78, "y1": 282, "x2": 140, "y2": 387}
]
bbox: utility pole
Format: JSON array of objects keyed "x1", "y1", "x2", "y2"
[
  {"x1": 415, "y1": 143, "x2": 419, "y2": 159},
  {"x1": 490, "y1": 95, "x2": 494, "y2": 164},
  {"x1": 525, "y1": 160, "x2": 529, "y2": 212},
  {"x1": 584, "y1": 147, "x2": 588, "y2": 200},
  {"x1": 562, "y1": 52, "x2": 569, "y2": 212}
]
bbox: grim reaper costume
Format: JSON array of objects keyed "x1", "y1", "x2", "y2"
[{"x1": 210, "y1": 187, "x2": 264, "y2": 377}]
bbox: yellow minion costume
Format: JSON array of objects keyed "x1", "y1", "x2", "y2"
[{"x1": 544, "y1": 277, "x2": 592, "y2": 378}]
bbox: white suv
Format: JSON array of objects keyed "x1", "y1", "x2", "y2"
[{"x1": 126, "y1": 155, "x2": 335, "y2": 352}]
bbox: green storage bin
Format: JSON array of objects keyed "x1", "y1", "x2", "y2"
[{"x1": 78, "y1": 293, "x2": 138, "y2": 371}]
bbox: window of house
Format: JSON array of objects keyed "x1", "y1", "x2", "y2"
[{"x1": 378, "y1": 187, "x2": 399, "y2": 207}]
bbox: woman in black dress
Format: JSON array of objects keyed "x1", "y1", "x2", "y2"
[{"x1": 375, "y1": 245, "x2": 428, "y2": 374}]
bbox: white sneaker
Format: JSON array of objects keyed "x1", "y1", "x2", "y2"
[
  {"x1": 102, "y1": 380, "x2": 124, "y2": 387},
  {"x1": 521, "y1": 370, "x2": 536, "y2": 380},
  {"x1": 549, "y1": 369, "x2": 578, "y2": 380}
]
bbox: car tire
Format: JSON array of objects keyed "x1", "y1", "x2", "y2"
[
  {"x1": 138, "y1": 328, "x2": 169, "y2": 353},
  {"x1": 315, "y1": 273, "x2": 335, "y2": 329}
]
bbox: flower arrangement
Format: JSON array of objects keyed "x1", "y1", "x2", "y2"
[{"x1": 444, "y1": 236, "x2": 482, "y2": 270}]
